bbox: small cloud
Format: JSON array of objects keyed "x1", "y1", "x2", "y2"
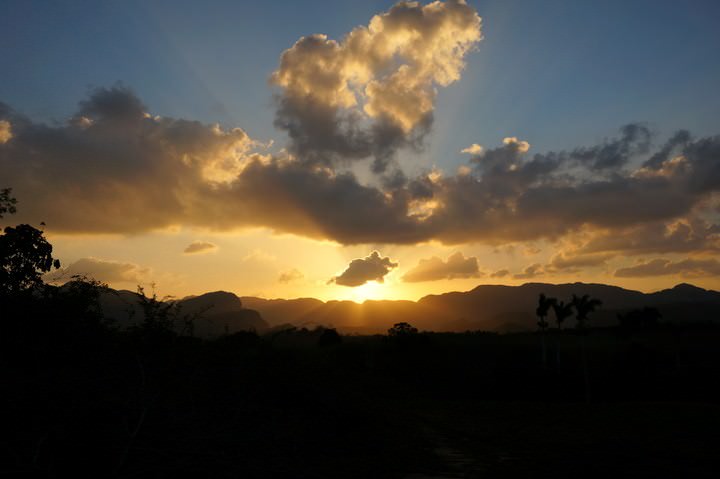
[
  {"x1": 183, "y1": 240, "x2": 218, "y2": 255},
  {"x1": 403, "y1": 252, "x2": 482, "y2": 282},
  {"x1": 0, "y1": 120, "x2": 12, "y2": 144},
  {"x1": 461, "y1": 143, "x2": 484, "y2": 155},
  {"x1": 69, "y1": 116, "x2": 94, "y2": 129},
  {"x1": 491, "y1": 269, "x2": 510, "y2": 278},
  {"x1": 513, "y1": 263, "x2": 544, "y2": 280},
  {"x1": 242, "y1": 249, "x2": 276, "y2": 264},
  {"x1": 47, "y1": 257, "x2": 150, "y2": 284},
  {"x1": 547, "y1": 252, "x2": 612, "y2": 272},
  {"x1": 457, "y1": 165, "x2": 472, "y2": 176},
  {"x1": 278, "y1": 268, "x2": 304, "y2": 284},
  {"x1": 503, "y1": 136, "x2": 530, "y2": 153},
  {"x1": 329, "y1": 251, "x2": 398, "y2": 287}
]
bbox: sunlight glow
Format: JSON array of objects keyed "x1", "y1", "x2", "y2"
[{"x1": 347, "y1": 281, "x2": 386, "y2": 303}]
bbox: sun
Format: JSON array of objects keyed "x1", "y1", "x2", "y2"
[{"x1": 348, "y1": 281, "x2": 385, "y2": 303}]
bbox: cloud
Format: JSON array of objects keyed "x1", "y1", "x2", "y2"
[
  {"x1": 422, "y1": 125, "x2": 720, "y2": 244},
  {"x1": 48, "y1": 257, "x2": 150, "y2": 284},
  {"x1": 502, "y1": 137, "x2": 530, "y2": 153},
  {"x1": 271, "y1": 0, "x2": 482, "y2": 172},
  {"x1": 0, "y1": 120, "x2": 11, "y2": 144},
  {"x1": 3, "y1": 86, "x2": 720, "y2": 254},
  {"x1": 569, "y1": 123, "x2": 651, "y2": 170},
  {"x1": 242, "y1": 249, "x2": 277, "y2": 265},
  {"x1": 403, "y1": 251, "x2": 481, "y2": 282},
  {"x1": 330, "y1": 251, "x2": 398, "y2": 287},
  {"x1": 491, "y1": 269, "x2": 510, "y2": 278},
  {"x1": 547, "y1": 251, "x2": 612, "y2": 272},
  {"x1": 614, "y1": 258, "x2": 720, "y2": 278},
  {"x1": 513, "y1": 263, "x2": 544, "y2": 280},
  {"x1": 461, "y1": 143, "x2": 483, "y2": 155},
  {"x1": 576, "y1": 218, "x2": 720, "y2": 256},
  {"x1": 183, "y1": 240, "x2": 218, "y2": 255},
  {"x1": 278, "y1": 268, "x2": 304, "y2": 284}
]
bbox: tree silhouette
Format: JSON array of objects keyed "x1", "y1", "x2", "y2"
[
  {"x1": 618, "y1": 307, "x2": 662, "y2": 330},
  {"x1": 388, "y1": 322, "x2": 418, "y2": 336},
  {"x1": 570, "y1": 294, "x2": 602, "y2": 330},
  {"x1": 570, "y1": 294, "x2": 602, "y2": 402},
  {"x1": 551, "y1": 300, "x2": 573, "y2": 330},
  {"x1": 0, "y1": 187, "x2": 17, "y2": 218},
  {"x1": 536, "y1": 293, "x2": 557, "y2": 368},
  {"x1": 318, "y1": 327, "x2": 343, "y2": 347},
  {"x1": 133, "y1": 284, "x2": 182, "y2": 341},
  {"x1": 0, "y1": 223, "x2": 61, "y2": 296},
  {"x1": 550, "y1": 299, "x2": 574, "y2": 367}
]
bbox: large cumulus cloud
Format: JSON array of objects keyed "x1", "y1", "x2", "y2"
[{"x1": 271, "y1": 0, "x2": 482, "y2": 173}]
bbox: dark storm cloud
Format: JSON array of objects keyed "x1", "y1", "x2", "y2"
[
  {"x1": 329, "y1": 251, "x2": 398, "y2": 287},
  {"x1": 403, "y1": 252, "x2": 482, "y2": 282}
]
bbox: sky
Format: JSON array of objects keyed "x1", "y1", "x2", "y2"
[{"x1": 2, "y1": 0, "x2": 720, "y2": 301}]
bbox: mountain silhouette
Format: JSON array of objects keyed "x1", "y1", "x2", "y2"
[
  {"x1": 99, "y1": 289, "x2": 268, "y2": 336},
  {"x1": 95, "y1": 282, "x2": 720, "y2": 334},
  {"x1": 239, "y1": 282, "x2": 720, "y2": 333}
]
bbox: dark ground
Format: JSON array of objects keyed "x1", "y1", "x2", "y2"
[{"x1": 3, "y1": 295, "x2": 720, "y2": 478}]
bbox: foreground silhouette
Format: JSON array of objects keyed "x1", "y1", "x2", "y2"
[{"x1": 4, "y1": 275, "x2": 720, "y2": 477}]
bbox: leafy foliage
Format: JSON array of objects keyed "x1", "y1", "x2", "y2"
[
  {"x1": 0, "y1": 187, "x2": 17, "y2": 218},
  {"x1": 551, "y1": 300, "x2": 574, "y2": 330},
  {"x1": 318, "y1": 327, "x2": 343, "y2": 347},
  {"x1": 571, "y1": 294, "x2": 603, "y2": 328},
  {"x1": 388, "y1": 322, "x2": 419, "y2": 336},
  {"x1": 618, "y1": 307, "x2": 662, "y2": 330},
  {"x1": 0, "y1": 223, "x2": 60, "y2": 295},
  {"x1": 536, "y1": 293, "x2": 557, "y2": 330}
]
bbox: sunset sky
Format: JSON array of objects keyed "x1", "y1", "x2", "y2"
[{"x1": 2, "y1": 0, "x2": 720, "y2": 301}]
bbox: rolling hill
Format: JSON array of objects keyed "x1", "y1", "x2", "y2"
[{"x1": 97, "y1": 282, "x2": 720, "y2": 335}]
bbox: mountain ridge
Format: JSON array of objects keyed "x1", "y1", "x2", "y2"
[{"x1": 97, "y1": 282, "x2": 720, "y2": 335}]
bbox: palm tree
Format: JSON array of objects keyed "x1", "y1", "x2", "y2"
[
  {"x1": 551, "y1": 300, "x2": 574, "y2": 367},
  {"x1": 570, "y1": 294, "x2": 602, "y2": 330},
  {"x1": 570, "y1": 294, "x2": 602, "y2": 402},
  {"x1": 536, "y1": 294, "x2": 556, "y2": 369},
  {"x1": 551, "y1": 300, "x2": 573, "y2": 330}
]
